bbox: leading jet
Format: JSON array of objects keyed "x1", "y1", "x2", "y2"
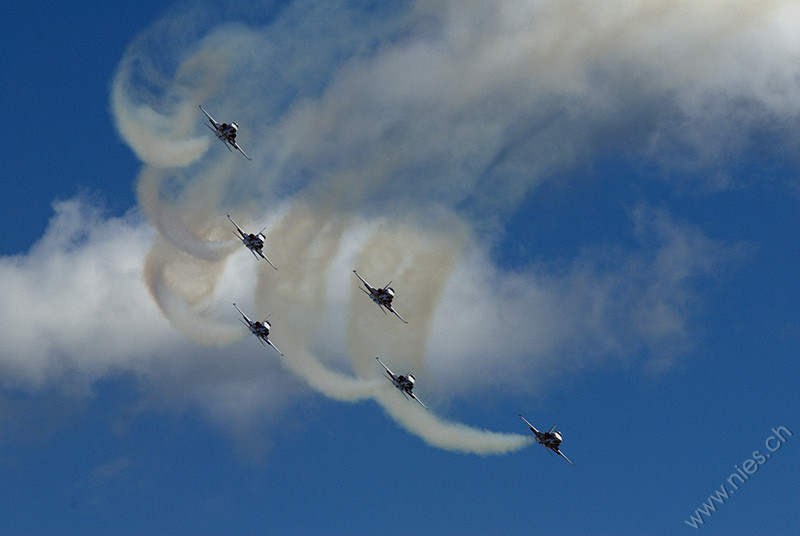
[
  {"x1": 519, "y1": 414, "x2": 573, "y2": 464},
  {"x1": 199, "y1": 104, "x2": 252, "y2": 160}
]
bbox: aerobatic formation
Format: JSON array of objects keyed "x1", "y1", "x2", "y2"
[
  {"x1": 110, "y1": 0, "x2": 797, "y2": 466},
  {"x1": 201, "y1": 107, "x2": 573, "y2": 464}
]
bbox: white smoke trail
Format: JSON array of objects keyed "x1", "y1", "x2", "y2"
[
  {"x1": 375, "y1": 390, "x2": 532, "y2": 455},
  {"x1": 108, "y1": 0, "x2": 799, "y2": 454},
  {"x1": 279, "y1": 346, "x2": 383, "y2": 402},
  {"x1": 143, "y1": 236, "x2": 241, "y2": 345},
  {"x1": 110, "y1": 68, "x2": 209, "y2": 168},
  {"x1": 137, "y1": 167, "x2": 239, "y2": 261}
]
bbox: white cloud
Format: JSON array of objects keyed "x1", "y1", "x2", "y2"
[
  {"x1": 426, "y1": 206, "x2": 727, "y2": 397},
  {"x1": 0, "y1": 199, "x2": 171, "y2": 392},
  {"x1": 0, "y1": 199, "x2": 303, "y2": 447}
]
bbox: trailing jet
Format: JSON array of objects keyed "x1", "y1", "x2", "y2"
[
  {"x1": 227, "y1": 215, "x2": 277, "y2": 269},
  {"x1": 376, "y1": 357, "x2": 428, "y2": 409},
  {"x1": 353, "y1": 270, "x2": 408, "y2": 323},
  {"x1": 233, "y1": 303, "x2": 283, "y2": 356},
  {"x1": 199, "y1": 104, "x2": 252, "y2": 160},
  {"x1": 519, "y1": 414, "x2": 573, "y2": 464}
]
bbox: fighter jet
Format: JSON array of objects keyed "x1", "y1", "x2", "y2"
[
  {"x1": 519, "y1": 414, "x2": 573, "y2": 464},
  {"x1": 233, "y1": 303, "x2": 283, "y2": 357},
  {"x1": 376, "y1": 357, "x2": 428, "y2": 409},
  {"x1": 227, "y1": 215, "x2": 277, "y2": 269},
  {"x1": 199, "y1": 105, "x2": 252, "y2": 160},
  {"x1": 353, "y1": 270, "x2": 407, "y2": 323}
]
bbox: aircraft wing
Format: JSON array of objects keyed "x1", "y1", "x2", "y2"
[
  {"x1": 231, "y1": 141, "x2": 253, "y2": 161},
  {"x1": 256, "y1": 249, "x2": 278, "y2": 270},
  {"x1": 410, "y1": 392, "x2": 429, "y2": 410},
  {"x1": 387, "y1": 306, "x2": 408, "y2": 324},
  {"x1": 555, "y1": 448, "x2": 574, "y2": 465},
  {"x1": 199, "y1": 104, "x2": 218, "y2": 127},
  {"x1": 266, "y1": 339, "x2": 284, "y2": 357},
  {"x1": 233, "y1": 303, "x2": 251, "y2": 324},
  {"x1": 519, "y1": 414, "x2": 541, "y2": 436},
  {"x1": 375, "y1": 357, "x2": 395, "y2": 380},
  {"x1": 353, "y1": 270, "x2": 375, "y2": 292},
  {"x1": 227, "y1": 215, "x2": 246, "y2": 237}
]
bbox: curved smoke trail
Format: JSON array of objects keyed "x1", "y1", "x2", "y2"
[{"x1": 111, "y1": 0, "x2": 798, "y2": 453}]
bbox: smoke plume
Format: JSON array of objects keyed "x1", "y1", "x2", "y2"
[{"x1": 103, "y1": 0, "x2": 799, "y2": 453}]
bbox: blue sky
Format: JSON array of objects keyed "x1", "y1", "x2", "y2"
[{"x1": 1, "y1": 1, "x2": 798, "y2": 535}]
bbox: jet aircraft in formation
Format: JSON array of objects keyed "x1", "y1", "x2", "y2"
[
  {"x1": 233, "y1": 303, "x2": 283, "y2": 357},
  {"x1": 375, "y1": 357, "x2": 428, "y2": 409},
  {"x1": 203, "y1": 103, "x2": 573, "y2": 463},
  {"x1": 353, "y1": 270, "x2": 408, "y2": 323},
  {"x1": 199, "y1": 105, "x2": 252, "y2": 160},
  {"x1": 227, "y1": 214, "x2": 277, "y2": 269},
  {"x1": 519, "y1": 414, "x2": 573, "y2": 464}
]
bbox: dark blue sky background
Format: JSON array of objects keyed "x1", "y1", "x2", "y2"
[{"x1": 1, "y1": 2, "x2": 798, "y2": 535}]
